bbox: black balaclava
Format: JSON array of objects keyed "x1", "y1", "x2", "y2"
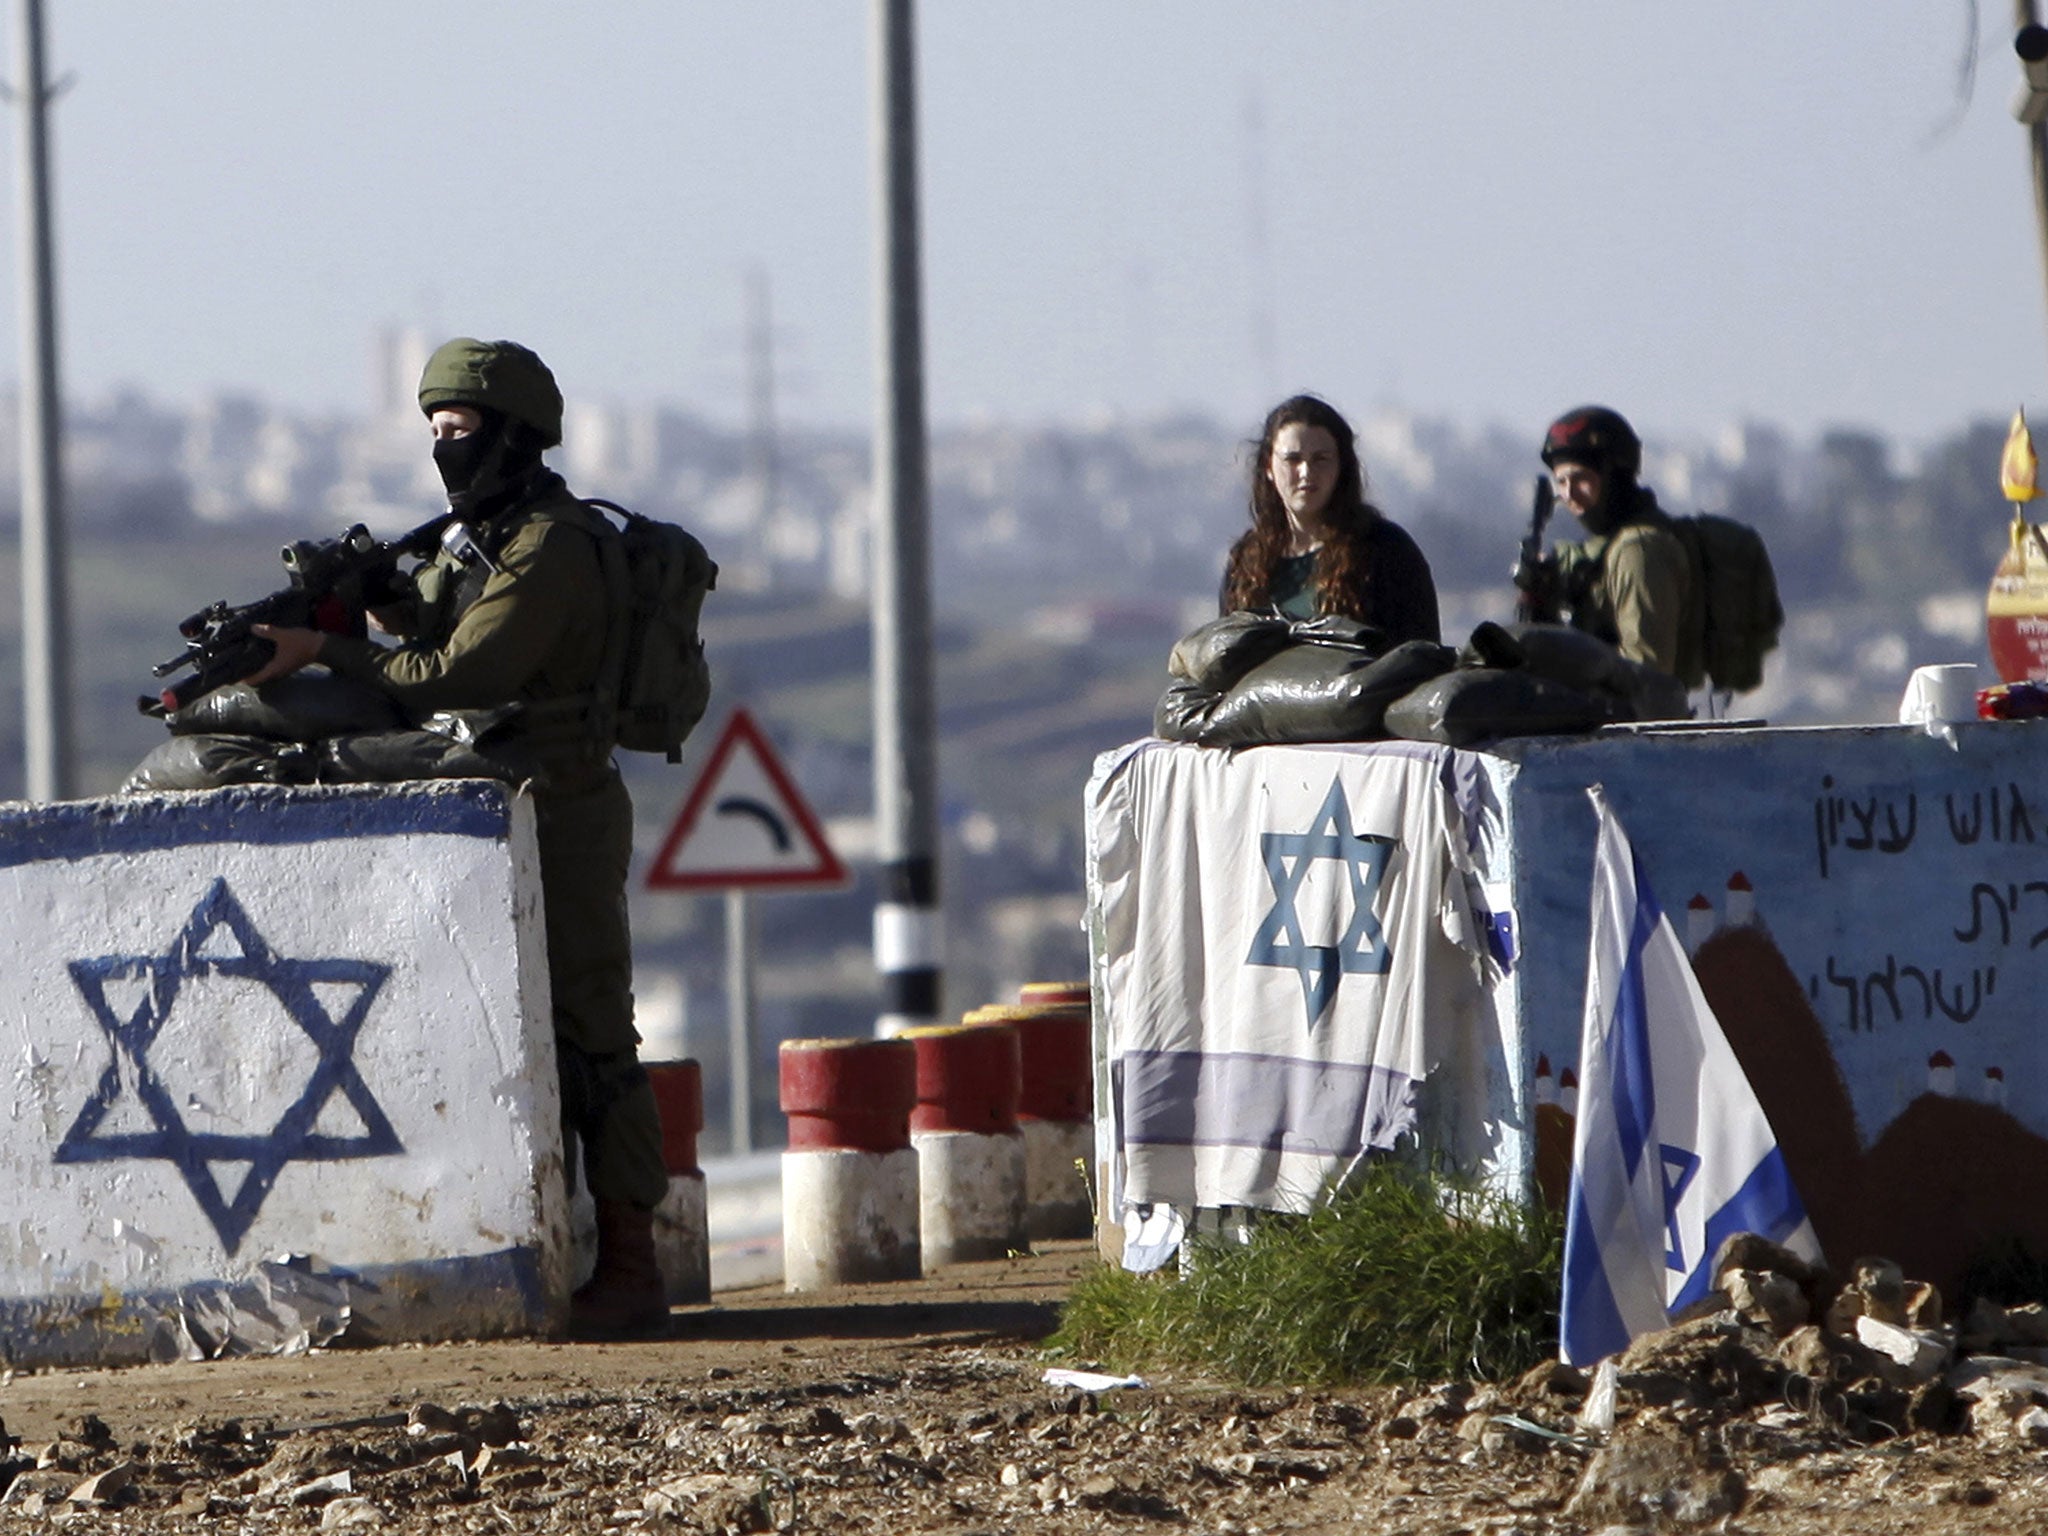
[{"x1": 432, "y1": 406, "x2": 543, "y2": 521}]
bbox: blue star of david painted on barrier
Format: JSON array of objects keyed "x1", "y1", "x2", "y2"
[
  {"x1": 1246, "y1": 777, "x2": 1396, "y2": 1027},
  {"x1": 55, "y1": 877, "x2": 402, "y2": 1255}
]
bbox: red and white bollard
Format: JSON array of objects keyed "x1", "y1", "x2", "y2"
[
  {"x1": 1017, "y1": 980, "x2": 1090, "y2": 1008},
  {"x1": 646, "y1": 1059, "x2": 711, "y2": 1305},
  {"x1": 778, "y1": 1037, "x2": 921, "y2": 1289},
  {"x1": 965, "y1": 1002, "x2": 1093, "y2": 1241},
  {"x1": 902, "y1": 1022, "x2": 1029, "y2": 1266}
]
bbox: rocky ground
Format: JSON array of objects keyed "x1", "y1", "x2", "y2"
[{"x1": 3, "y1": 1242, "x2": 2048, "y2": 1534}]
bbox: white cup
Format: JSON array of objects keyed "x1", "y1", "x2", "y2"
[{"x1": 1898, "y1": 663, "x2": 1982, "y2": 727}]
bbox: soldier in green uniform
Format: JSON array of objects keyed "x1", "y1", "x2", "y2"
[
  {"x1": 1514, "y1": 404, "x2": 1697, "y2": 681},
  {"x1": 247, "y1": 337, "x2": 670, "y2": 1337}
]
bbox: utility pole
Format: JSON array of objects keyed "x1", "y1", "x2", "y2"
[
  {"x1": 868, "y1": 0, "x2": 941, "y2": 1036},
  {"x1": 723, "y1": 264, "x2": 776, "y2": 1151},
  {"x1": 11, "y1": 0, "x2": 75, "y2": 801}
]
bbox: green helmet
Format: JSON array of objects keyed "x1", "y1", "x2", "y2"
[{"x1": 417, "y1": 337, "x2": 563, "y2": 448}]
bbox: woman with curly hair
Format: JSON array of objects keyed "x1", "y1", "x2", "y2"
[{"x1": 1220, "y1": 394, "x2": 1440, "y2": 644}]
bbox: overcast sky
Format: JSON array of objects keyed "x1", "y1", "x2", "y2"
[{"x1": 0, "y1": 2, "x2": 2037, "y2": 448}]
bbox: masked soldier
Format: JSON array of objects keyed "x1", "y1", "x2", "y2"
[
  {"x1": 248, "y1": 337, "x2": 670, "y2": 1337},
  {"x1": 1515, "y1": 405, "x2": 1697, "y2": 681}
]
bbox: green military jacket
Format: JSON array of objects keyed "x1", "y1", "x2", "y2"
[
  {"x1": 1554, "y1": 504, "x2": 1693, "y2": 680},
  {"x1": 318, "y1": 473, "x2": 613, "y2": 779}
]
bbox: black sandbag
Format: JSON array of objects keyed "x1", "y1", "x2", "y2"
[
  {"x1": 1154, "y1": 678, "x2": 1223, "y2": 743},
  {"x1": 1288, "y1": 614, "x2": 1386, "y2": 651},
  {"x1": 1460, "y1": 621, "x2": 1690, "y2": 723},
  {"x1": 319, "y1": 729, "x2": 544, "y2": 787},
  {"x1": 119, "y1": 734, "x2": 317, "y2": 794},
  {"x1": 1183, "y1": 639, "x2": 1457, "y2": 746},
  {"x1": 166, "y1": 670, "x2": 406, "y2": 741},
  {"x1": 1167, "y1": 612, "x2": 1294, "y2": 690},
  {"x1": 1382, "y1": 667, "x2": 1619, "y2": 748}
]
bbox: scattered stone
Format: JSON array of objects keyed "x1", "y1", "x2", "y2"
[
  {"x1": 1395, "y1": 1381, "x2": 1473, "y2": 1424},
  {"x1": 643, "y1": 1472, "x2": 768, "y2": 1528},
  {"x1": 289, "y1": 1470, "x2": 356, "y2": 1506},
  {"x1": 1723, "y1": 1268, "x2": 1808, "y2": 1337},
  {"x1": 1515, "y1": 1360, "x2": 1588, "y2": 1399},
  {"x1": 1849, "y1": 1256, "x2": 1909, "y2": 1326},
  {"x1": 406, "y1": 1403, "x2": 461, "y2": 1436},
  {"x1": 1947, "y1": 1356, "x2": 2048, "y2": 1403},
  {"x1": 36, "y1": 1437, "x2": 90, "y2": 1471},
  {"x1": 462, "y1": 1402, "x2": 523, "y2": 1446},
  {"x1": 1903, "y1": 1280, "x2": 1942, "y2": 1328},
  {"x1": 320, "y1": 1495, "x2": 386, "y2": 1530},
  {"x1": 1, "y1": 1471, "x2": 77, "y2": 1507},
  {"x1": 1566, "y1": 1433, "x2": 1746, "y2": 1527},
  {"x1": 1853, "y1": 1315, "x2": 1949, "y2": 1381},
  {"x1": 66, "y1": 1462, "x2": 135, "y2": 1507}
]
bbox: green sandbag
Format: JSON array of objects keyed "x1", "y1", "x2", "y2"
[
  {"x1": 166, "y1": 670, "x2": 406, "y2": 741},
  {"x1": 1167, "y1": 612, "x2": 1295, "y2": 691},
  {"x1": 1159, "y1": 639, "x2": 1456, "y2": 746},
  {"x1": 319, "y1": 730, "x2": 544, "y2": 787},
  {"x1": 1383, "y1": 668, "x2": 1619, "y2": 748},
  {"x1": 120, "y1": 734, "x2": 318, "y2": 794},
  {"x1": 1461, "y1": 622, "x2": 1689, "y2": 723}
]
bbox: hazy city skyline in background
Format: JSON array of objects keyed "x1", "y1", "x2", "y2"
[{"x1": 0, "y1": 4, "x2": 2040, "y2": 451}]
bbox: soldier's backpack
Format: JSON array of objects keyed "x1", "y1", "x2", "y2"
[
  {"x1": 1668, "y1": 513, "x2": 1784, "y2": 695},
  {"x1": 583, "y1": 499, "x2": 718, "y2": 762}
]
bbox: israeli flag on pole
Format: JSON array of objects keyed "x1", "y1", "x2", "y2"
[{"x1": 1560, "y1": 786, "x2": 1821, "y2": 1366}]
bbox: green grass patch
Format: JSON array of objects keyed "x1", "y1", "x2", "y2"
[{"x1": 1050, "y1": 1162, "x2": 1562, "y2": 1387}]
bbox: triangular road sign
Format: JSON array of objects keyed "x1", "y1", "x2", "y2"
[{"x1": 646, "y1": 708, "x2": 850, "y2": 892}]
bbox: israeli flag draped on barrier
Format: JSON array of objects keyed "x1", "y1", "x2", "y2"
[{"x1": 1560, "y1": 786, "x2": 1821, "y2": 1366}]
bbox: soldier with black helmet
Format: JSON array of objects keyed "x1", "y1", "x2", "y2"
[
  {"x1": 1514, "y1": 405, "x2": 1698, "y2": 681},
  {"x1": 246, "y1": 337, "x2": 672, "y2": 1338}
]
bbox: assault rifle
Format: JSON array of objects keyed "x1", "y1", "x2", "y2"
[
  {"x1": 141, "y1": 510, "x2": 476, "y2": 717},
  {"x1": 1512, "y1": 475, "x2": 1558, "y2": 623}
]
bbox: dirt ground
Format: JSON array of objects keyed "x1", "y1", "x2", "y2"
[{"x1": 3, "y1": 1242, "x2": 2046, "y2": 1534}]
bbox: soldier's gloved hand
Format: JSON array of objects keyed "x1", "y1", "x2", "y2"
[
  {"x1": 1510, "y1": 550, "x2": 1555, "y2": 594},
  {"x1": 1511, "y1": 553, "x2": 1561, "y2": 623}
]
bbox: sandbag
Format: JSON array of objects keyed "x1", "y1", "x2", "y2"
[
  {"x1": 120, "y1": 734, "x2": 318, "y2": 794},
  {"x1": 1461, "y1": 621, "x2": 1690, "y2": 723},
  {"x1": 1158, "y1": 639, "x2": 1456, "y2": 746},
  {"x1": 1167, "y1": 612, "x2": 1294, "y2": 690},
  {"x1": 165, "y1": 670, "x2": 406, "y2": 741},
  {"x1": 1382, "y1": 667, "x2": 1619, "y2": 748},
  {"x1": 319, "y1": 729, "x2": 543, "y2": 787}
]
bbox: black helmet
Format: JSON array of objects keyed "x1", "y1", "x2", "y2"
[{"x1": 1541, "y1": 405, "x2": 1641, "y2": 478}]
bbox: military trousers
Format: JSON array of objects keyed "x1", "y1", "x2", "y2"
[{"x1": 533, "y1": 762, "x2": 668, "y2": 1211}]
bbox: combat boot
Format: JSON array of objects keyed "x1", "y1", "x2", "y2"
[{"x1": 570, "y1": 1198, "x2": 670, "y2": 1339}]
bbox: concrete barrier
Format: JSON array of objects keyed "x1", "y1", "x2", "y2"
[
  {"x1": 778, "y1": 1038, "x2": 919, "y2": 1289},
  {"x1": 0, "y1": 782, "x2": 570, "y2": 1366},
  {"x1": 649, "y1": 1060, "x2": 711, "y2": 1305},
  {"x1": 964, "y1": 1002, "x2": 1093, "y2": 1240},
  {"x1": 904, "y1": 1022, "x2": 1028, "y2": 1265}
]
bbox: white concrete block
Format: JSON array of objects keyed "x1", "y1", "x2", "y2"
[
  {"x1": 0, "y1": 782, "x2": 570, "y2": 1365},
  {"x1": 780, "y1": 1147, "x2": 920, "y2": 1289},
  {"x1": 913, "y1": 1127, "x2": 1028, "y2": 1266},
  {"x1": 1021, "y1": 1118, "x2": 1095, "y2": 1241}
]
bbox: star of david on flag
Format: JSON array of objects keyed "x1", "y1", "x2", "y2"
[
  {"x1": 1560, "y1": 787, "x2": 1821, "y2": 1366},
  {"x1": 1245, "y1": 777, "x2": 1395, "y2": 1027}
]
